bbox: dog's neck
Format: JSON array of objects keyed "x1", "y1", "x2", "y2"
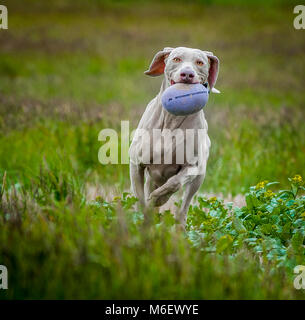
[{"x1": 160, "y1": 79, "x2": 169, "y2": 93}]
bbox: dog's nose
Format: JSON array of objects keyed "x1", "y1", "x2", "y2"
[{"x1": 180, "y1": 68, "x2": 195, "y2": 82}]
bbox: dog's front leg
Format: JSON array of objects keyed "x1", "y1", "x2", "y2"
[
  {"x1": 148, "y1": 166, "x2": 192, "y2": 201},
  {"x1": 148, "y1": 167, "x2": 205, "y2": 230},
  {"x1": 130, "y1": 162, "x2": 145, "y2": 208},
  {"x1": 130, "y1": 162, "x2": 155, "y2": 226}
]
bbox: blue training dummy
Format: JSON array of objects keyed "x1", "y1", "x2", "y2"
[{"x1": 161, "y1": 82, "x2": 210, "y2": 116}]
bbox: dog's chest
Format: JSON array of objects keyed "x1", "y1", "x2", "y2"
[{"x1": 129, "y1": 99, "x2": 210, "y2": 167}]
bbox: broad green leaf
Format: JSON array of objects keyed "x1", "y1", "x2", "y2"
[{"x1": 232, "y1": 217, "x2": 247, "y2": 233}]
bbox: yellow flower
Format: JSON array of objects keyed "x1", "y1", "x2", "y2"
[
  {"x1": 292, "y1": 174, "x2": 303, "y2": 184},
  {"x1": 264, "y1": 190, "x2": 275, "y2": 198},
  {"x1": 209, "y1": 196, "x2": 217, "y2": 203},
  {"x1": 256, "y1": 180, "x2": 268, "y2": 190},
  {"x1": 95, "y1": 196, "x2": 104, "y2": 202}
]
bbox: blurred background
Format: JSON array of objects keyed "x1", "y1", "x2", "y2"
[{"x1": 0, "y1": 0, "x2": 304, "y2": 197}]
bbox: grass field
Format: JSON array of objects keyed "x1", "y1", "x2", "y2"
[{"x1": 0, "y1": 0, "x2": 305, "y2": 299}]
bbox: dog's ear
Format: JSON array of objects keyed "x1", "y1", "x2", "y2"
[
  {"x1": 203, "y1": 51, "x2": 219, "y2": 90},
  {"x1": 144, "y1": 47, "x2": 173, "y2": 77}
]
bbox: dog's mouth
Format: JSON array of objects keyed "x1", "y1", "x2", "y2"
[{"x1": 170, "y1": 79, "x2": 202, "y2": 86}]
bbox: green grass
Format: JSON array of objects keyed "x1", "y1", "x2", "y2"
[
  {"x1": 0, "y1": 172, "x2": 304, "y2": 299},
  {"x1": 0, "y1": 0, "x2": 304, "y2": 299}
]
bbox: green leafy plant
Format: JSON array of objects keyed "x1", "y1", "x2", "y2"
[{"x1": 187, "y1": 175, "x2": 305, "y2": 271}]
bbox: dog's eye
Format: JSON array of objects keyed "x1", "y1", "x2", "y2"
[
  {"x1": 173, "y1": 57, "x2": 182, "y2": 63},
  {"x1": 196, "y1": 60, "x2": 204, "y2": 66}
]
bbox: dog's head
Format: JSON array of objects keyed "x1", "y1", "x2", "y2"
[{"x1": 144, "y1": 47, "x2": 219, "y2": 91}]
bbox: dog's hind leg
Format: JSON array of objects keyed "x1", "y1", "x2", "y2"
[{"x1": 176, "y1": 174, "x2": 204, "y2": 229}]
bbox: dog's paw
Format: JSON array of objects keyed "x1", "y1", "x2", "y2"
[{"x1": 149, "y1": 179, "x2": 181, "y2": 201}]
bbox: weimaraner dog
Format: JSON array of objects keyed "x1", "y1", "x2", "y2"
[{"x1": 129, "y1": 47, "x2": 219, "y2": 228}]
